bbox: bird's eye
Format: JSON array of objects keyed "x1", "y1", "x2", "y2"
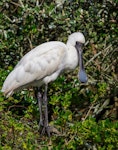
[{"x1": 76, "y1": 41, "x2": 83, "y2": 47}]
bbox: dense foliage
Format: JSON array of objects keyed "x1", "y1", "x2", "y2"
[{"x1": 0, "y1": 0, "x2": 118, "y2": 149}]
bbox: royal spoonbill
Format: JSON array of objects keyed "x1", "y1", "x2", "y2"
[{"x1": 1, "y1": 32, "x2": 88, "y2": 136}]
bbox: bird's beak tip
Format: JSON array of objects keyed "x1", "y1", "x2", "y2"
[
  {"x1": 78, "y1": 71, "x2": 88, "y2": 83},
  {"x1": 79, "y1": 78, "x2": 88, "y2": 84}
]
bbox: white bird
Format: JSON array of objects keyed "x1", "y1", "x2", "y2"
[{"x1": 1, "y1": 32, "x2": 88, "y2": 136}]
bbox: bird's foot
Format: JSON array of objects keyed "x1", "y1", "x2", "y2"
[
  {"x1": 40, "y1": 126, "x2": 51, "y2": 137},
  {"x1": 39, "y1": 125, "x2": 60, "y2": 137}
]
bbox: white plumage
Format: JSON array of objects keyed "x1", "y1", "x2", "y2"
[
  {"x1": 1, "y1": 32, "x2": 87, "y2": 136},
  {"x1": 2, "y1": 32, "x2": 86, "y2": 97}
]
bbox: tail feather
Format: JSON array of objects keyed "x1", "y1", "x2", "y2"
[
  {"x1": 1, "y1": 66, "x2": 34, "y2": 97},
  {"x1": 1, "y1": 88, "x2": 14, "y2": 97},
  {"x1": 1, "y1": 70, "x2": 19, "y2": 97}
]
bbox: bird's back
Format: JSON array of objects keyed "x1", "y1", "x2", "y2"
[{"x1": 2, "y1": 41, "x2": 67, "y2": 97}]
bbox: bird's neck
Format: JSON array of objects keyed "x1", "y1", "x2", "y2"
[{"x1": 65, "y1": 43, "x2": 79, "y2": 70}]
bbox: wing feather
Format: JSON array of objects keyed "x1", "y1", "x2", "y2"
[{"x1": 2, "y1": 42, "x2": 67, "y2": 97}]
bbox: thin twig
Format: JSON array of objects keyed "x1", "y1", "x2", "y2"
[
  {"x1": 85, "y1": 44, "x2": 113, "y2": 67},
  {"x1": 8, "y1": 105, "x2": 27, "y2": 111},
  {"x1": 28, "y1": 38, "x2": 33, "y2": 50},
  {"x1": 82, "y1": 103, "x2": 94, "y2": 121},
  {"x1": 10, "y1": 1, "x2": 21, "y2": 7},
  {"x1": 102, "y1": 44, "x2": 112, "y2": 61},
  {"x1": 19, "y1": 0, "x2": 25, "y2": 8},
  {"x1": 85, "y1": 51, "x2": 102, "y2": 67},
  {"x1": 4, "y1": 15, "x2": 14, "y2": 23}
]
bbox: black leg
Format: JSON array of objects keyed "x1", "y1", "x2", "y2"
[
  {"x1": 36, "y1": 87, "x2": 44, "y2": 127},
  {"x1": 41, "y1": 84, "x2": 50, "y2": 137},
  {"x1": 35, "y1": 86, "x2": 59, "y2": 136}
]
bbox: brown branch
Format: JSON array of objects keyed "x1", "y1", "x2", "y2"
[{"x1": 8, "y1": 105, "x2": 27, "y2": 111}]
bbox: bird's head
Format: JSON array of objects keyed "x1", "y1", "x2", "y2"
[
  {"x1": 67, "y1": 32, "x2": 85, "y2": 47},
  {"x1": 67, "y1": 32, "x2": 88, "y2": 83}
]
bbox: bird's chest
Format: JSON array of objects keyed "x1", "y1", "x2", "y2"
[{"x1": 65, "y1": 49, "x2": 79, "y2": 70}]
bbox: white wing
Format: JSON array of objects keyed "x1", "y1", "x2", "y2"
[{"x1": 2, "y1": 41, "x2": 67, "y2": 97}]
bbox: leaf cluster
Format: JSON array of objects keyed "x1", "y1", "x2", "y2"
[{"x1": 0, "y1": 0, "x2": 118, "y2": 149}]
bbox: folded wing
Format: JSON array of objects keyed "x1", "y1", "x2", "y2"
[{"x1": 2, "y1": 42, "x2": 67, "y2": 97}]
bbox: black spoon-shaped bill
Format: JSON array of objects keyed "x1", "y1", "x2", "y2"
[
  {"x1": 75, "y1": 41, "x2": 88, "y2": 83},
  {"x1": 78, "y1": 69, "x2": 88, "y2": 83}
]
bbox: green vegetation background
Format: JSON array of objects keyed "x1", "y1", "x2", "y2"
[{"x1": 0, "y1": 0, "x2": 118, "y2": 149}]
